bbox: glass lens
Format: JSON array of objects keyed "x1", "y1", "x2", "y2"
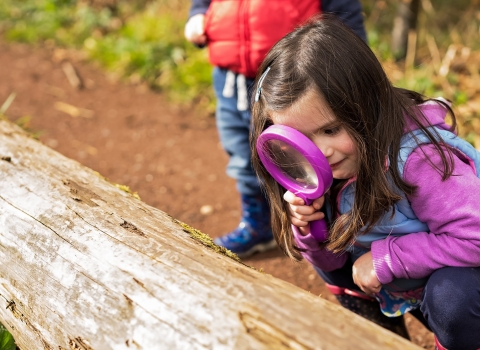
[{"x1": 263, "y1": 139, "x2": 318, "y2": 189}]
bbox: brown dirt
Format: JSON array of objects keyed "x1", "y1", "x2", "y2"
[{"x1": 0, "y1": 39, "x2": 434, "y2": 348}]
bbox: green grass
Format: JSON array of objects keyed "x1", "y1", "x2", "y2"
[{"x1": 0, "y1": 324, "x2": 15, "y2": 350}]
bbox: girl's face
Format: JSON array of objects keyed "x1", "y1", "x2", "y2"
[{"x1": 269, "y1": 89, "x2": 358, "y2": 180}]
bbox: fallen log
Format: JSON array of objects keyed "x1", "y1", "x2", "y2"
[{"x1": 0, "y1": 119, "x2": 420, "y2": 349}]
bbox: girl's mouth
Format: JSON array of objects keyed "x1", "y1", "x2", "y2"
[{"x1": 330, "y1": 159, "x2": 344, "y2": 169}]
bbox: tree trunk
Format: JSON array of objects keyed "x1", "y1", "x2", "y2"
[
  {"x1": 391, "y1": 0, "x2": 421, "y2": 60},
  {"x1": 0, "y1": 120, "x2": 420, "y2": 349}
]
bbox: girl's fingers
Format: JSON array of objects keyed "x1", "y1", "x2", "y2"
[
  {"x1": 283, "y1": 191, "x2": 304, "y2": 205},
  {"x1": 289, "y1": 203, "x2": 317, "y2": 215},
  {"x1": 284, "y1": 190, "x2": 325, "y2": 225},
  {"x1": 290, "y1": 211, "x2": 325, "y2": 226},
  {"x1": 312, "y1": 196, "x2": 325, "y2": 210},
  {"x1": 290, "y1": 217, "x2": 309, "y2": 227},
  {"x1": 284, "y1": 192, "x2": 315, "y2": 215},
  {"x1": 284, "y1": 191, "x2": 325, "y2": 210},
  {"x1": 298, "y1": 226, "x2": 310, "y2": 235}
]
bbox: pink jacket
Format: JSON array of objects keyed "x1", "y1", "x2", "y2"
[{"x1": 295, "y1": 101, "x2": 480, "y2": 284}]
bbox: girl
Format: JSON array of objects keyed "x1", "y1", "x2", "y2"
[{"x1": 251, "y1": 16, "x2": 480, "y2": 349}]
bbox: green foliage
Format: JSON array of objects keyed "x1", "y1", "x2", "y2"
[
  {"x1": 0, "y1": 0, "x2": 214, "y2": 114},
  {"x1": 0, "y1": 0, "x2": 110, "y2": 45},
  {"x1": 363, "y1": 0, "x2": 480, "y2": 145},
  {"x1": 0, "y1": 324, "x2": 15, "y2": 350},
  {"x1": 366, "y1": 29, "x2": 393, "y2": 61}
]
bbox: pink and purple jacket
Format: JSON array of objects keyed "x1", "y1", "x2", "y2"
[{"x1": 294, "y1": 100, "x2": 480, "y2": 288}]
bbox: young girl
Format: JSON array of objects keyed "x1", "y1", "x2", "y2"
[{"x1": 251, "y1": 16, "x2": 480, "y2": 349}]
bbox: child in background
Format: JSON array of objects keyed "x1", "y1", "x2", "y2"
[
  {"x1": 251, "y1": 16, "x2": 480, "y2": 349},
  {"x1": 184, "y1": 0, "x2": 366, "y2": 258}
]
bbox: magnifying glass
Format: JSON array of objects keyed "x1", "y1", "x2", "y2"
[{"x1": 256, "y1": 125, "x2": 333, "y2": 241}]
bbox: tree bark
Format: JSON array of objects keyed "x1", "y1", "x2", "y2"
[
  {"x1": 0, "y1": 120, "x2": 420, "y2": 349},
  {"x1": 391, "y1": 0, "x2": 421, "y2": 60}
]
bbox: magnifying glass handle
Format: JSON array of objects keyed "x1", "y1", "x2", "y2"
[
  {"x1": 310, "y1": 219, "x2": 329, "y2": 242},
  {"x1": 297, "y1": 197, "x2": 329, "y2": 242}
]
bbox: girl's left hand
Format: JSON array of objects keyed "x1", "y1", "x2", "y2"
[{"x1": 352, "y1": 251, "x2": 382, "y2": 295}]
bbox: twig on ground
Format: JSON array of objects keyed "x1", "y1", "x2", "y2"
[
  {"x1": 61, "y1": 62, "x2": 84, "y2": 90},
  {"x1": 54, "y1": 101, "x2": 94, "y2": 119},
  {"x1": 0, "y1": 92, "x2": 16, "y2": 115}
]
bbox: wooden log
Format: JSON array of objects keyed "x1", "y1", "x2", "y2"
[{"x1": 0, "y1": 119, "x2": 421, "y2": 349}]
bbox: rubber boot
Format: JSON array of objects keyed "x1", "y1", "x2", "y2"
[{"x1": 214, "y1": 194, "x2": 275, "y2": 258}]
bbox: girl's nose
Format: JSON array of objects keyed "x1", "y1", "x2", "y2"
[{"x1": 317, "y1": 142, "x2": 334, "y2": 158}]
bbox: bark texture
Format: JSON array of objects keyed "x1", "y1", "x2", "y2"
[{"x1": 0, "y1": 120, "x2": 420, "y2": 349}]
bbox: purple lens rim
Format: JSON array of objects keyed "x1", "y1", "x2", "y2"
[{"x1": 256, "y1": 125, "x2": 333, "y2": 201}]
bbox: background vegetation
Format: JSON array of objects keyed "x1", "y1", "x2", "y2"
[
  {"x1": 0, "y1": 1, "x2": 479, "y2": 139},
  {"x1": 0, "y1": 0, "x2": 214, "y2": 112},
  {"x1": 0, "y1": 1, "x2": 479, "y2": 135}
]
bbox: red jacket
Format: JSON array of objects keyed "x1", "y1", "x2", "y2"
[{"x1": 204, "y1": 0, "x2": 321, "y2": 78}]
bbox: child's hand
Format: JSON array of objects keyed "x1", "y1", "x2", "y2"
[
  {"x1": 352, "y1": 252, "x2": 382, "y2": 295},
  {"x1": 283, "y1": 190, "x2": 325, "y2": 236},
  {"x1": 184, "y1": 14, "x2": 207, "y2": 46}
]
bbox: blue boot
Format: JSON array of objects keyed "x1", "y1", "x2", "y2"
[{"x1": 214, "y1": 194, "x2": 276, "y2": 258}]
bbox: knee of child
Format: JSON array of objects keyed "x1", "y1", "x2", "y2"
[
  {"x1": 421, "y1": 267, "x2": 480, "y2": 348},
  {"x1": 423, "y1": 267, "x2": 473, "y2": 316}
]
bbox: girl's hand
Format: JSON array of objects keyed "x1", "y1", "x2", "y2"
[
  {"x1": 283, "y1": 191, "x2": 325, "y2": 236},
  {"x1": 352, "y1": 252, "x2": 382, "y2": 295},
  {"x1": 184, "y1": 14, "x2": 207, "y2": 46}
]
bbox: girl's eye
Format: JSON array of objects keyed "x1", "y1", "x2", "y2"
[{"x1": 324, "y1": 126, "x2": 341, "y2": 135}]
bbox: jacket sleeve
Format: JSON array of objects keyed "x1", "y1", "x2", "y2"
[
  {"x1": 372, "y1": 144, "x2": 480, "y2": 284},
  {"x1": 293, "y1": 225, "x2": 348, "y2": 271},
  {"x1": 321, "y1": 0, "x2": 367, "y2": 42},
  {"x1": 188, "y1": 0, "x2": 211, "y2": 18}
]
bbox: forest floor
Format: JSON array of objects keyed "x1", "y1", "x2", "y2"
[{"x1": 0, "y1": 39, "x2": 434, "y2": 348}]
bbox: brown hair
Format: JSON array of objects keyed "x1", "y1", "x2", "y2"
[{"x1": 250, "y1": 16, "x2": 456, "y2": 259}]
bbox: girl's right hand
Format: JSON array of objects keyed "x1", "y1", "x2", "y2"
[{"x1": 283, "y1": 191, "x2": 325, "y2": 236}]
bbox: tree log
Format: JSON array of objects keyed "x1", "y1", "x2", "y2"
[{"x1": 0, "y1": 119, "x2": 420, "y2": 349}]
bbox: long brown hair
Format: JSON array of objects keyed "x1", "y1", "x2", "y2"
[{"x1": 250, "y1": 16, "x2": 456, "y2": 259}]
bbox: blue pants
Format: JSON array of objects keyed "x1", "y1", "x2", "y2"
[
  {"x1": 315, "y1": 262, "x2": 480, "y2": 349},
  {"x1": 213, "y1": 67, "x2": 260, "y2": 196}
]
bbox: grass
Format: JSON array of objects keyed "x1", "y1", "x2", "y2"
[{"x1": 0, "y1": 323, "x2": 15, "y2": 350}]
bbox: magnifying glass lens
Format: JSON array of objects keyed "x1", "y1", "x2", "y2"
[{"x1": 263, "y1": 139, "x2": 318, "y2": 189}]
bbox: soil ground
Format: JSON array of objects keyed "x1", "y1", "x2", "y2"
[{"x1": 0, "y1": 39, "x2": 434, "y2": 348}]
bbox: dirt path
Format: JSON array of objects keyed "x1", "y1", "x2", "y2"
[{"x1": 0, "y1": 40, "x2": 433, "y2": 348}]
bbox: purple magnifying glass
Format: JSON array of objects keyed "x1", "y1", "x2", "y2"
[{"x1": 256, "y1": 125, "x2": 333, "y2": 241}]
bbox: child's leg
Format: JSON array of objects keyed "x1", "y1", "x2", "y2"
[
  {"x1": 313, "y1": 264, "x2": 410, "y2": 339},
  {"x1": 421, "y1": 266, "x2": 480, "y2": 350},
  {"x1": 211, "y1": 67, "x2": 274, "y2": 257},
  {"x1": 213, "y1": 67, "x2": 259, "y2": 196}
]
